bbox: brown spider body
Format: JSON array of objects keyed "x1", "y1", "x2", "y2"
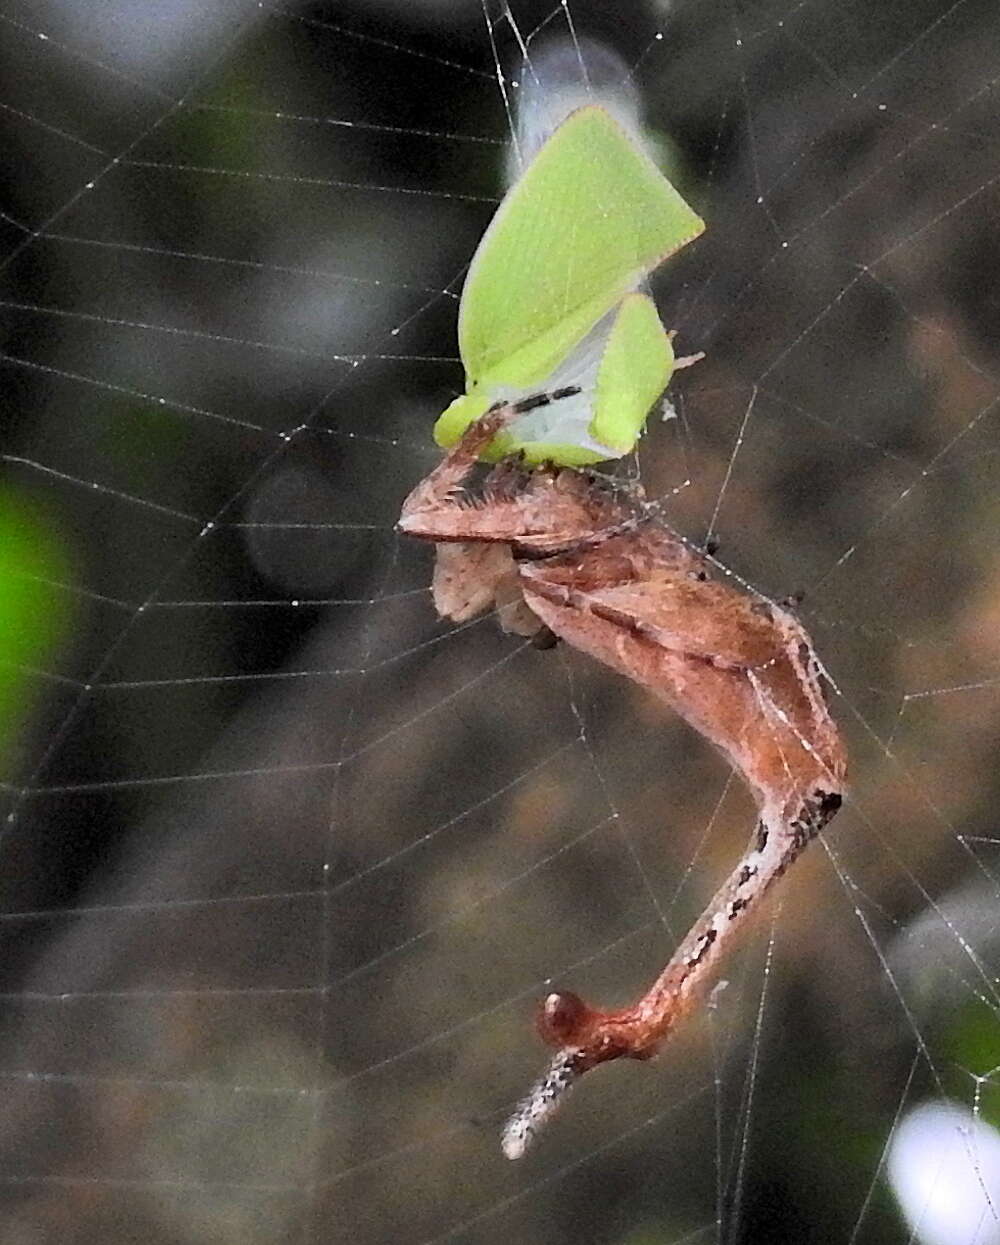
[{"x1": 399, "y1": 404, "x2": 846, "y2": 1158}]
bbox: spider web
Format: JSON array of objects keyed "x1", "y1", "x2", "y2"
[{"x1": 1, "y1": 0, "x2": 999, "y2": 1241}]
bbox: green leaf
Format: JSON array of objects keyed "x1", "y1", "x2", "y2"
[{"x1": 433, "y1": 104, "x2": 703, "y2": 463}]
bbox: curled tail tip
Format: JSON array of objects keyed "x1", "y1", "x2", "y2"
[
  {"x1": 500, "y1": 1049, "x2": 581, "y2": 1160},
  {"x1": 500, "y1": 1121, "x2": 530, "y2": 1161}
]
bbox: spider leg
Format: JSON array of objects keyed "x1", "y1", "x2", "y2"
[
  {"x1": 664, "y1": 329, "x2": 705, "y2": 372},
  {"x1": 398, "y1": 403, "x2": 519, "y2": 529},
  {"x1": 520, "y1": 559, "x2": 781, "y2": 669}
]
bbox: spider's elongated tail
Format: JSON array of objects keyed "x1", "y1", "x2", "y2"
[
  {"x1": 500, "y1": 789, "x2": 845, "y2": 1159},
  {"x1": 501, "y1": 1049, "x2": 582, "y2": 1160}
]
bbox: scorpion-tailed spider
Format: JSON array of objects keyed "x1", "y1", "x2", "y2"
[{"x1": 398, "y1": 397, "x2": 846, "y2": 1160}]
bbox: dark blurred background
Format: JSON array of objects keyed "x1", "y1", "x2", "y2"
[{"x1": 1, "y1": 0, "x2": 1000, "y2": 1241}]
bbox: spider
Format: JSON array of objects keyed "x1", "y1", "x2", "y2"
[{"x1": 398, "y1": 397, "x2": 847, "y2": 1159}]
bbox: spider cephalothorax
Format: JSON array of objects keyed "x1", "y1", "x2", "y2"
[{"x1": 399, "y1": 401, "x2": 846, "y2": 1158}]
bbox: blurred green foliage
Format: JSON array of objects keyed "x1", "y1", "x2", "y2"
[{"x1": 0, "y1": 491, "x2": 70, "y2": 778}]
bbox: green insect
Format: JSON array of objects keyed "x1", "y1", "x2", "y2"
[{"x1": 434, "y1": 105, "x2": 704, "y2": 466}]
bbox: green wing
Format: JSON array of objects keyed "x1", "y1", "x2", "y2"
[
  {"x1": 591, "y1": 291, "x2": 674, "y2": 454},
  {"x1": 460, "y1": 105, "x2": 702, "y2": 388},
  {"x1": 434, "y1": 105, "x2": 703, "y2": 461}
]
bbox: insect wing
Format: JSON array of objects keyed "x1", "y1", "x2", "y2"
[
  {"x1": 457, "y1": 105, "x2": 703, "y2": 392},
  {"x1": 590, "y1": 292, "x2": 674, "y2": 455}
]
